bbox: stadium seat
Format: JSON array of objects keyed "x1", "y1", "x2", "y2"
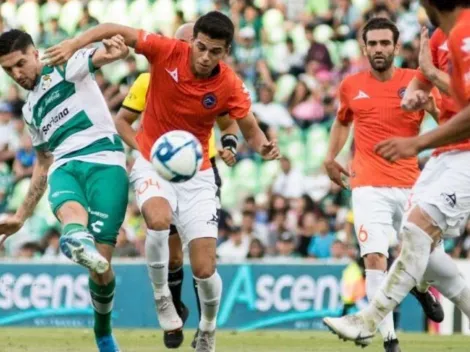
[
  {"x1": 17, "y1": 1, "x2": 40, "y2": 41},
  {"x1": 152, "y1": 0, "x2": 176, "y2": 36},
  {"x1": 59, "y1": 0, "x2": 83, "y2": 35},
  {"x1": 352, "y1": 0, "x2": 372, "y2": 13},
  {"x1": 259, "y1": 161, "x2": 280, "y2": 189},
  {"x1": 177, "y1": 0, "x2": 198, "y2": 22},
  {"x1": 340, "y1": 40, "x2": 362, "y2": 61},
  {"x1": 220, "y1": 176, "x2": 238, "y2": 209},
  {"x1": 262, "y1": 8, "x2": 284, "y2": 33},
  {"x1": 233, "y1": 159, "x2": 258, "y2": 193},
  {"x1": 288, "y1": 24, "x2": 310, "y2": 54},
  {"x1": 264, "y1": 43, "x2": 288, "y2": 73},
  {"x1": 40, "y1": 1, "x2": 61, "y2": 24},
  {"x1": 274, "y1": 74, "x2": 297, "y2": 103},
  {"x1": 313, "y1": 24, "x2": 333, "y2": 44},
  {"x1": 103, "y1": 0, "x2": 130, "y2": 26},
  {"x1": 87, "y1": 0, "x2": 106, "y2": 23},
  {"x1": 285, "y1": 140, "x2": 306, "y2": 170},
  {"x1": 306, "y1": 0, "x2": 330, "y2": 16},
  {"x1": 7, "y1": 178, "x2": 31, "y2": 212},
  {"x1": 1, "y1": 1, "x2": 17, "y2": 28}
]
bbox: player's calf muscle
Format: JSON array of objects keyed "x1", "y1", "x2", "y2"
[
  {"x1": 56, "y1": 201, "x2": 88, "y2": 225},
  {"x1": 406, "y1": 205, "x2": 442, "y2": 241},
  {"x1": 169, "y1": 235, "x2": 184, "y2": 269}
]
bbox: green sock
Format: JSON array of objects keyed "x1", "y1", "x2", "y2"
[
  {"x1": 62, "y1": 223, "x2": 94, "y2": 245},
  {"x1": 89, "y1": 277, "x2": 115, "y2": 338}
]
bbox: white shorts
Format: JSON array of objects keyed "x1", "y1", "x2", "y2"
[
  {"x1": 405, "y1": 151, "x2": 470, "y2": 238},
  {"x1": 129, "y1": 155, "x2": 220, "y2": 246},
  {"x1": 352, "y1": 186, "x2": 410, "y2": 257}
]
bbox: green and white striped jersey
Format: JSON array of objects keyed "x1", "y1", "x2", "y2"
[{"x1": 23, "y1": 48, "x2": 125, "y2": 173}]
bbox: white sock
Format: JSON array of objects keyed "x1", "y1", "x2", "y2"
[
  {"x1": 362, "y1": 222, "x2": 433, "y2": 331},
  {"x1": 450, "y1": 285, "x2": 470, "y2": 319},
  {"x1": 195, "y1": 271, "x2": 222, "y2": 332},
  {"x1": 145, "y1": 229, "x2": 170, "y2": 299},
  {"x1": 366, "y1": 270, "x2": 396, "y2": 340}
]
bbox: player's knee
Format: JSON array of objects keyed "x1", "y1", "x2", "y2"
[
  {"x1": 145, "y1": 214, "x2": 172, "y2": 231},
  {"x1": 142, "y1": 198, "x2": 172, "y2": 231},
  {"x1": 405, "y1": 204, "x2": 443, "y2": 241},
  {"x1": 363, "y1": 253, "x2": 387, "y2": 270},
  {"x1": 169, "y1": 251, "x2": 183, "y2": 270},
  {"x1": 193, "y1": 264, "x2": 216, "y2": 280}
]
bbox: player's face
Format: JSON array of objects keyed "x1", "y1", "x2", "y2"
[
  {"x1": 191, "y1": 33, "x2": 228, "y2": 77},
  {"x1": 364, "y1": 29, "x2": 398, "y2": 72},
  {"x1": 420, "y1": 0, "x2": 440, "y2": 27},
  {"x1": 0, "y1": 46, "x2": 40, "y2": 90}
]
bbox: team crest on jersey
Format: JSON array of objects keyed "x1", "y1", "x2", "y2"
[
  {"x1": 202, "y1": 93, "x2": 217, "y2": 109},
  {"x1": 397, "y1": 87, "x2": 406, "y2": 98},
  {"x1": 42, "y1": 75, "x2": 52, "y2": 91}
]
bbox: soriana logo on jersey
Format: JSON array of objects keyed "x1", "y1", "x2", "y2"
[{"x1": 202, "y1": 93, "x2": 217, "y2": 109}]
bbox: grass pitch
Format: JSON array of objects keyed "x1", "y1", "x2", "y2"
[{"x1": 0, "y1": 329, "x2": 468, "y2": 352}]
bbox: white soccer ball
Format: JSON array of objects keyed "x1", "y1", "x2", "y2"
[{"x1": 151, "y1": 130, "x2": 203, "y2": 183}]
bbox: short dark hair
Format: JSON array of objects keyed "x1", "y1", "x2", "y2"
[
  {"x1": 428, "y1": 0, "x2": 470, "y2": 12},
  {"x1": 362, "y1": 17, "x2": 400, "y2": 45},
  {"x1": 0, "y1": 29, "x2": 34, "y2": 57},
  {"x1": 194, "y1": 11, "x2": 234, "y2": 47}
]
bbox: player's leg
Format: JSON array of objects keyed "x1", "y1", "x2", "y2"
[
  {"x1": 49, "y1": 162, "x2": 108, "y2": 273},
  {"x1": 85, "y1": 162, "x2": 129, "y2": 352},
  {"x1": 349, "y1": 187, "x2": 398, "y2": 347},
  {"x1": 130, "y1": 156, "x2": 183, "y2": 339},
  {"x1": 177, "y1": 169, "x2": 221, "y2": 352}
]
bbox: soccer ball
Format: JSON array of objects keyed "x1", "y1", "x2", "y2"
[{"x1": 151, "y1": 130, "x2": 203, "y2": 183}]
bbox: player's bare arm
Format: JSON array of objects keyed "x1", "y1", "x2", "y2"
[
  {"x1": 323, "y1": 119, "x2": 351, "y2": 189},
  {"x1": 114, "y1": 107, "x2": 139, "y2": 150},
  {"x1": 418, "y1": 27, "x2": 451, "y2": 96},
  {"x1": 44, "y1": 24, "x2": 139, "y2": 65},
  {"x1": 0, "y1": 150, "x2": 53, "y2": 243},
  {"x1": 402, "y1": 78, "x2": 434, "y2": 111},
  {"x1": 236, "y1": 112, "x2": 280, "y2": 160},
  {"x1": 217, "y1": 115, "x2": 239, "y2": 167},
  {"x1": 91, "y1": 35, "x2": 129, "y2": 69}
]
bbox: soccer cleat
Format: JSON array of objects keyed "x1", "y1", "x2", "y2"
[
  {"x1": 156, "y1": 295, "x2": 183, "y2": 347},
  {"x1": 191, "y1": 329, "x2": 200, "y2": 349},
  {"x1": 195, "y1": 330, "x2": 215, "y2": 352},
  {"x1": 60, "y1": 233, "x2": 109, "y2": 274},
  {"x1": 410, "y1": 287, "x2": 445, "y2": 323},
  {"x1": 323, "y1": 315, "x2": 375, "y2": 347},
  {"x1": 164, "y1": 302, "x2": 189, "y2": 348},
  {"x1": 384, "y1": 338, "x2": 401, "y2": 352},
  {"x1": 96, "y1": 335, "x2": 120, "y2": 352}
]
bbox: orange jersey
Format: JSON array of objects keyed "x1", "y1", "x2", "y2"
[
  {"x1": 134, "y1": 30, "x2": 251, "y2": 170},
  {"x1": 449, "y1": 10, "x2": 470, "y2": 109},
  {"x1": 416, "y1": 27, "x2": 470, "y2": 155},
  {"x1": 338, "y1": 68, "x2": 441, "y2": 189}
]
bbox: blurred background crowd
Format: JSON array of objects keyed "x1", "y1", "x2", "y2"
[{"x1": 0, "y1": 0, "x2": 469, "y2": 263}]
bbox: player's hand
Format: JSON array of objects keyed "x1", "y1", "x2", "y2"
[
  {"x1": 401, "y1": 90, "x2": 430, "y2": 111},
  {"x1": 102, "y1": 35, "x2": 129, "y2": 61},
  {"x1": 324, "y1": 159, "x2": 350, "y2": 189},
  {"x1": 0, "y1": 214, "x2": 24, "y2": 246},
  {"x1": 419, "y1": 27, "x2": 434, "y2": 78},
  {"x1": 43, "y1": 38, "x2": 79, "y2": 66},
  {"x1": 374, "y1": 137, "x2": 421, "y2": 162},
  {"x1": 218, "y1": 148, "x2": 236, "y2": 167},
  {"x1": 260, "y1": 140, "x2": 280, "y2": 160}
]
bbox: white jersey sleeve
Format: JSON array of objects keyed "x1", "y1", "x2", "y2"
[
  {"x1": 24, "y1": 109, "x2": 48, "y2": 151},
  {"x1": 65, "y1": 48, "x2": 98, "y2": 82}
]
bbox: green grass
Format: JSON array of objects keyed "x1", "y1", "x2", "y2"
[{"x1": 0, "y1": 329, "x2": 468, "y2": 352}]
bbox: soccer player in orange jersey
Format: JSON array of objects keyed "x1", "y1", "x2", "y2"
[
  {"x1": 323, "y1": 2, "x2": 470, "y2": 347},
  {"x1": 45, "y1": 12, "x2": 279, "y2": 352},
  {"x1": 323, "y1": 18, "x2": 442, "y2": 351}
]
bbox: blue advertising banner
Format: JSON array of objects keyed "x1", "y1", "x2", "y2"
[{"x1": 0, "y1": 261, "x2": 424, "y2": 331}]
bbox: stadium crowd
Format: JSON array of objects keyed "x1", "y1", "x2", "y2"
[{"x1": 0, "y1": 0, "x2": 468, "y2": 261}]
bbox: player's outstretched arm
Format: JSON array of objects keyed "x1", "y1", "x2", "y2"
[
  {"x1": 236, "y1": 112, "x2": 280, "y2": 160},
  {"x1": 402, "y1": 77, "x2": 433, "y2": 111},
  {"x1": 323, "y1": 119, "x2": 351, "y2": 188},
  {"x1": 44, "y1": 23, "x2": 139, "y2": 66},
  {"x1": 0, "y1": 150, "x2": 53, "y2": 245},
  {"x1": 114, "y1": 108, "x2": 139, "y2": 150},
  {"x1": 217, "y1": 115, "x2": 239, "y2": 167},
  {"x1": 91, "y1": 35, "x2": 129, "y2": 69}
]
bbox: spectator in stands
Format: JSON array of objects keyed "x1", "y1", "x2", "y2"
[
  {"x1": 282, "y1": 37, "x2": 306, "y2": 77},
  {"x1": 267, "y1": 210, "x2": 288, "y2": 254},
  {"x1": 272, "y1": 156, "x2": 304, "y2": 199},
  {"x1": 252, "y1": 84, "x2": 294, "y2": 129},
  {"x1": 119, "y1": 56, "x2": 142, "y2": 87},
  {"x1": 217, "y1": 226, "x2": 250, "y2": 261},
  {"x1": 275, "y1": 231, "x2": 301, "y2": 258},
  {"x1": 13, "y1": 133, "x2": 35, "y2": 182},
  {"x1": 16, "y1": 242, "x2": 42, "y2": 259},
  {"x1": 307, "y1": 215, "x2": 336, "y2": 259},
  {"x1": 75, "y1": 6, "x2": 99, "y2": 35},
  {"x1": 305, "y1": 23, "x2": 334, "y2": 71},
  {"x1": 234, "y1": 26, "x2": 262, "y2": 84},
  {"x1": 239, "y1": 5, "x2": 263, "y2": 43},
  {"x1": 332, "y1": 0, "x2": 362, "y2": 40},
  {"x1": 247, "y1": 238, "x2": 265, "y2": 259},
  {"x1": 297, "y1": 211, "x2": 317, "y2": 256},
  {"x1": 400, "y1": 42, "x2": 419, "y2": 69},
  {"x1": 0, "y1": 101, "x2": 18, "y2": 163},
  {"x1": 5, "y1": 85, "x2": 24, "y2": 118},
  {"x1": 331, "y1": 240, "x2": 348, "y2": 260},
  {"x1": 41, "y1": 227, "x2": 64, "y2": 260},
  {"x1": 41, "y1": 17, "x2": 68, "y2": 47}
]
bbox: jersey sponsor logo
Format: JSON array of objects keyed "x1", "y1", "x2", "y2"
[
  {"x1": 202, "y1": 93, "x2": 217, "y2": 109},
  {"x1": 42, "y1": 107, "x2": 70, "y2": 135},
  {"x1": 397, "y1": 87, "x2": 407, "y2": 98},
  {"x1": 165, "y1": 68, "x2": 178, "y2": 83},
  {"x1": 353, "y1": 90, "x2": 369, "y2": 100}
]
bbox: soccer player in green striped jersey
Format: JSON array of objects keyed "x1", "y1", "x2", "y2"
[{"x1": 0, "y1": 30, "x2": 129, "y2": 352}]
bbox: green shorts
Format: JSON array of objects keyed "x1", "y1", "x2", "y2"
[{"x1": 48, "y1": 160, "x2": 129, "y2": 246}]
